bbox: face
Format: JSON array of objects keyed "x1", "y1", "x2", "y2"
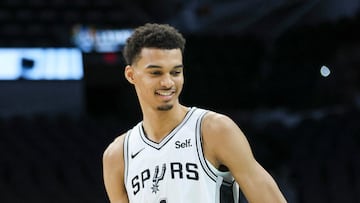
[{"x1": 125, "y1": 48, "x2": 184, "y2": 111}]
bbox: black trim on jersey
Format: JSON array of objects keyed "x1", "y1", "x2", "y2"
[
  {"x1": 123, "y1": 130, "x2": 131, "y2": 186},
  {"x1": 195, "y1": 111, "x2": 217, "y2": 182},
  {"x1": 138, "y1": 107, "x2": 196, "y2": 150},
  {"x1": 220, "y1": 183, "x2": 238, "y2": 203},
  {"x1": 195, "y1": 111, "x2": 234, "y2": 186}
]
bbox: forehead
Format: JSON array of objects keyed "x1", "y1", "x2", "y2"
[{"x1": 135, "y1": 48, "x2": 183, "y2": 67}]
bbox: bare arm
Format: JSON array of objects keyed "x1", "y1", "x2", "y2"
[
  {"x1": 103, "y1": 134, "x2": 129, "y2": 203},
  {"x1": 202, "y1": 112, "x2": 287, "y2": 203}
]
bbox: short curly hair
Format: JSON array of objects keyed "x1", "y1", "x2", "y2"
[{"x1": 123, "y1": 23, "x2": 186, "y2": 65}]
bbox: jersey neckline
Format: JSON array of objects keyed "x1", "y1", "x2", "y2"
[{"x1": 138, "y1": 107, "x2": 196, "y2": 150}]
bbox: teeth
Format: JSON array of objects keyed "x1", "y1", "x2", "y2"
[{"x1": 157, "y1": 91, "x2": 173, "y2": 96}]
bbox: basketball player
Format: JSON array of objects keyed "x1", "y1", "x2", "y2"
[{"x1": 103, "y1": 23, "x2": 287, "y2": 203}]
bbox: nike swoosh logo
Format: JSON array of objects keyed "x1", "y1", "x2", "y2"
[{"x1": 131, "y1": 148, "x2": 145, "y2": 159}]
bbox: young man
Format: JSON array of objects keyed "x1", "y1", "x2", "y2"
[{"x1": 103, "y1": 23, "x2": 287, "y2": 203}]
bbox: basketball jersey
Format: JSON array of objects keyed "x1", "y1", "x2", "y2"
[{"x1": 123, "y1": 107, "x2": 241, "y2": 203}]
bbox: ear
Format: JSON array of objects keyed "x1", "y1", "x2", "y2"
[{"x1": 124, "y1": 65, "x2": 135, "y2": 84}]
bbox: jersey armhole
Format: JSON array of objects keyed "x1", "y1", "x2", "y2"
[
  {"x1": 195, "y1": 110, "x2": 217, "y2": 182},
  {"x1": 123, "y1": 130, "x2": 131, "y2": 186},
  {"x1": 195, "y1": 110, "x2": 235, "y2": 186}
]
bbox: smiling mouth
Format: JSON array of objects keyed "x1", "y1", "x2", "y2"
[{"x1": 155, "y1": 90, "x2": 175, "y2": 96}]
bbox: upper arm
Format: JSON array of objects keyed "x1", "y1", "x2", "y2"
[
  {"x1": 202, "y1": 112, "x2": 287, "y2": 203},
  {"x1": 102, "y1": 134, "x2": 129, "y2": 203}
]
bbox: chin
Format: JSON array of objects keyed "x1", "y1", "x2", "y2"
[{"x1": 157, "y1": 104, "x2": 173, "y2": 111}]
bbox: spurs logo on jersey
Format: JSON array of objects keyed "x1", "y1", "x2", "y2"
[
  {"x1": 150, "y1": 164, "x2": 166, "y2": 194},
  {"x1": 131, "y1": 162, "x2": 199, "y2": 195},
  {"x1": 123, "y1": 107, "x2": 241, "y2": 203}
]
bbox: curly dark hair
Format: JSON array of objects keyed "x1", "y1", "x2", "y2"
[{"x1": 123, "y1": 23, "x2": 186, "y2": 65}]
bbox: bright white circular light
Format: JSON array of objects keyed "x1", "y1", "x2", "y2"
[{"x1": 320, "y1": 65, "x2": 330, "y2": 77}]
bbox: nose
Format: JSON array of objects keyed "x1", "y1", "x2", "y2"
[{"x1": 160, "y1": 74, "x2": 174, "y2": 88}]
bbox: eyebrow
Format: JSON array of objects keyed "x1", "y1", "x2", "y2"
[{"x1": 146, "y1": 64, "x2": 184, "y2": 69}]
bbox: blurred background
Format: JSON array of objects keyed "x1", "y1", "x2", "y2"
[{"x1": 0, "y1": 0, "x2": 359, "y2": 202}]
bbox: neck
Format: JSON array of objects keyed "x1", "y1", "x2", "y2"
[{"x1": 142, "y1": 104, "x2": 189, "y2": 143}]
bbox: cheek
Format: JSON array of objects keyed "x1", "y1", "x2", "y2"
[
  {"x1": 176, "y1": 77, "x2": 184, "y2": 89},
  {"x1": 140, "y1": 80, "x2": 158, "y2": 95},
  {"x1": 134, "y1": 79, "x2": 151, "y2": 94},
  {"x1": 179, "y1": 76, "x2": 184, "y2": 85},
  {"x1": 135, "y1": 76, "x2": 152, "y2": 87}
]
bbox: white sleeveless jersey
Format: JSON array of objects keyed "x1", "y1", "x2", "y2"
[{"x1": 123, "y1": 107, "x2": 241, "y2": 203}]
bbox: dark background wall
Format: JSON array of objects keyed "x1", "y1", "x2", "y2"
[{"x1": 1, "y1": 0, "x2": 360, "y2": 202}]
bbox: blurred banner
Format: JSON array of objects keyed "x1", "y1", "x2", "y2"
[{"x1": 0, "y1": 48, "x2": 83, "y2": 80}]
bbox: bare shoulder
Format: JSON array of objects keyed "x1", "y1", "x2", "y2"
[
  {"x1": 103, "y1": 133, "x2": 130, "y2": 202},
  {"x1": 201, "y1": 111, "x2": 251, "y2": 168},
  {"x1": 202, "y1": 111, "x2": 234, "y2": 126},
  {"x1": 202, "y1": 111, "x2": 244, "y2": 139},
  {"x1": 103, "y1": 133, "x2": 126, "y2": 166}
]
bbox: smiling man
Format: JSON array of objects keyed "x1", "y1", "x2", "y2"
[{"x1": 102, "y1": 23, "x2": 287, "y2": 203}]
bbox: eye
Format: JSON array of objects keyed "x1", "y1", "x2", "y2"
[
  {"x1": 150, "y1": 70, "x2": 162, "y2": 75},
  {"x1": 171, "y1": 69, "x2": 182, "y2": 76}
]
